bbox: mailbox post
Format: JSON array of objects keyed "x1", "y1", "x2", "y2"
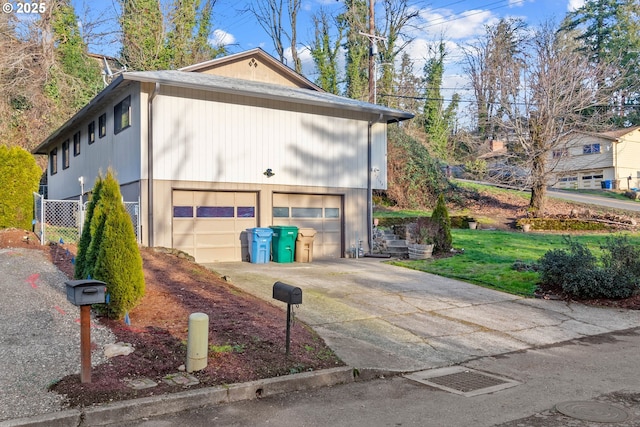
[
  {"x1": 272, "y1": 281, "x2": 302, "y2": 356},
  {"x1": 65, "y1": 279, "x2": 107, "y2": 383}
]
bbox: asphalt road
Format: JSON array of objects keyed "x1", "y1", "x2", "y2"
[
  {"x1": 547, "y1": 189, "x2": 640, "y2": 212},
  {"x1": 108, "y1": 327, "x2": 640, "y2": 427}
]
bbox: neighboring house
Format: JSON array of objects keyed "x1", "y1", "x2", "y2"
[
  {"x1": 549, "y1": 127, "x2": 640, "y2": 191},
  {"x1": 32, "y1": 49, "x2": 413, "y2": 263}
]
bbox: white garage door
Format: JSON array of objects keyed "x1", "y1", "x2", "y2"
[
  {"x1": 172, "y1": 190, "x2": 257, "y2": 262},
  {"x1": 272, "y1": 193, "x2": 342, "y2": 258}
]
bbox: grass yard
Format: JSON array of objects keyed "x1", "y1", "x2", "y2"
[{"x1": 391, "y1": 229, "x2": 640, "y2": 297}]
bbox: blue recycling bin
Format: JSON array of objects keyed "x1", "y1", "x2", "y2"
[
  {"x1": 246, "y1": 228, "x2": 273, "y2": 263},
  {"x1": 603, "y1": 180, "x2": 612, "y2": 189}
]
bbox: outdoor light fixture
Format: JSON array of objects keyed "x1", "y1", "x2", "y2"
[{"x1": 264, "y1": 168, "x2": 275, "y2": 178}]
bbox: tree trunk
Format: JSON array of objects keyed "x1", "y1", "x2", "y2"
[{"x1": 529, "y1": 153, "x2": 547, "y2": 217}]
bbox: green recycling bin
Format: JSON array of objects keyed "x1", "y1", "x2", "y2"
[{"x1": 270, "y1": 226, "x2": 298, "y2": 263}]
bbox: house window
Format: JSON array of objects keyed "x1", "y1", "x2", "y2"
[
  {"x1": 73, "y1": 131, "x2": 81, "y2": 156},
  {"x1": 552, "y1": 149, "x2": 568, "y2": 158},
  {"x1": 50, "y1": 148, "x2": 57, "y2": 175},
  {"x1": 99, "y1": 113, "x2": 107, "y2": 138},
  {"x1": 62, "y1": 140, "x2": 70, "y2": 169},
  {"x1": 583, "y1": 143, "x2": 601, "y2": 154},
  {"x1": 88, "y1": 121, "x2": 95, "y2": 144},
  {"x1": 114, "y1": 95, "x2": 131, "y2": 134}
]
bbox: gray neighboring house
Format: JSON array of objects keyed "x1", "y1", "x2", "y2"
[{"x1": 33, "y1": 49, "x2": 413, "y2": 262}]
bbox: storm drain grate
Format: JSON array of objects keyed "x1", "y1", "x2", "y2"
[
  {"x1": 427, "y1": 371, "x2": 507, "y2": 392},
  {"x1": 404, "y1": 366, "x2": 521, "y2": 397}
]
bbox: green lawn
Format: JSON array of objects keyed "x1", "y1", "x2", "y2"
[{"x1": 391, "y1": 229, "x2": 640, "y2": 297}]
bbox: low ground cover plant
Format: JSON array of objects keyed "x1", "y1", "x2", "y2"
[{"x1": 537, "y1": 235, "x2": 640, "y2": 299}]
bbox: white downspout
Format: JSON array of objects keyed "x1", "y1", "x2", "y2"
[{"x1": 147, "y1": 83, "x2": 160, "y2": 247}]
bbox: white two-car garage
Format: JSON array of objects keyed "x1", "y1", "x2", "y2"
[{"x1": 171, "y1": 190, "x2": 343, "y2": 262}]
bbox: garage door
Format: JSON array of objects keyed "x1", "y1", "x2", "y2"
[
  {"x1": 172, "y1": 191, "x2": 257, "y2": 262},
  {"x1": 272, "y1": 193, "x2": 342, "y2": 258}
]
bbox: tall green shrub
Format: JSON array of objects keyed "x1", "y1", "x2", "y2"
[
  {"x1": 85, "y1": 170, "x2": 145, "y2": 319},
  {"x1": 0, "y1": 146, "x2": 42, "y2": 230},
  {"x1": 74, "y1": 177, "x2": 103, "y2": 279},
  {"x1": 430, "y1": 193, "x2": 452, "y2": 253}
]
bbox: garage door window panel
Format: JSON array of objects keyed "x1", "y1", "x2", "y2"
[
  {"x1": 292, "y1": 207, "x2": 323, "y2": 218},
  {"x1": 325, "y1": 208, "x2": 339, "y2": 218},
  {"x1": 273, "y1": 207, "x2": 289, "y2": 218},
  {"x1": 173, "y1": 206, "x2": 193, "y2": 218},
  {"x1": 197, "y1": 206, "x2": 234, "y2": 218},
  {"x1": 237, "y1": 207, "x2": 255, "y2": 218}
]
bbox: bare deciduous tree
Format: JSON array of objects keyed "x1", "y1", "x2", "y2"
[
  {"x1": 497, "y1": 21, "x2": 616, "y2": 216},
  {"x1": 247, "y1": 0, "x2": 301, "y2": 73}
]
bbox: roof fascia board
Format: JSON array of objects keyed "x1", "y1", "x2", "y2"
[{"x1": 123, "y1": 73, "x2": 413, "y2": 123}]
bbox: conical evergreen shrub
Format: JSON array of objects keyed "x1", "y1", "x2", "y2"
[
  {"x1": 431, "y1": 193, "x2": 452, "y2": 253},
  {"x1": 74, "y1": 177, "x2": 103, "y2": 279},
  {"x1": 85, "y1": 170, "x2": 145, "y2": 319}
]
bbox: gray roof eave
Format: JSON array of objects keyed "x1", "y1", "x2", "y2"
[
  {"x1": 32, "y1": 75, "x2": 127, "y2": 155},
  {"x1": 124, "y1": 70, "x2": 414, "y2": 122},
  {"x1": 33, "y1": 70, "x2": 414, "y2": 155}
]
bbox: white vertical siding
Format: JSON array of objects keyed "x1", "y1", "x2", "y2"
[
  {"x1": 152, "y1": 86, "x2": 372, "y2": 189},
  {"x1": 47, "y1": 83, "x2": 142, "y2": 200},
  {"x1": 371, "y1": 122, "x2": 387, "y2": 189}
]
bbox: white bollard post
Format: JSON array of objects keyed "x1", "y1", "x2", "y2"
[{"x1": 186, "y1": 312, "x2": 209, "y2": 373}]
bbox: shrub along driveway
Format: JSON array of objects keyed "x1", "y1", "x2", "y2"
[{"x1": 209, "y1": 257, "x2": 640, "y2": 372}]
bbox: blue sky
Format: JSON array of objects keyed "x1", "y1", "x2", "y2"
[{"x1": 71, "y1": 0, "x2": 586, "y2": 94}]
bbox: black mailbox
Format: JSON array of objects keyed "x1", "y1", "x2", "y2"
[
  {"x1": 272, "y1": 281, "x2": 302, "y2": 305},
  {"x1": 65, "y1": 280, "x2": 107, "y2": 306}
]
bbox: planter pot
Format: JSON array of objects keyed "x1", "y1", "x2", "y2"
[
  {"x1": 468, "y1": 222, "x2": 478, "y2": 230},
  {"x1": 408, "y1": 243, "x2": 434, "y2": 260},
  {"x1": 522, "y1": 224, "x2": 531, "y2": 232}
]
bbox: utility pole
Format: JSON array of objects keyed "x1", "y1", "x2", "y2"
[
  {"x1": 359, "y1": 0, "x2": 385, "y2": 104},
  {"x1": 368, "y1": 0, "x2": 375, "y2": 104}
]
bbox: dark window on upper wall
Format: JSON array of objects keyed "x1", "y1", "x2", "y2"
[
  {"x1": 114, "y1": 95, "x2": 131, "y2": 134},
  {"x1": 88, "y1": 121, "x2": 95, "y2": 144},
  {"x1": 50, "y1": 148, "x2": 57, "y2": 175},
  {"x1": 99, "y1": 113, "x2": 107, "y2": 138},
  {"x1": 73, "y1": 131, "x2": 81, "y2": 156},
  {"x1": 62, "y1": 140, "x2": 70, "y2": 169}
]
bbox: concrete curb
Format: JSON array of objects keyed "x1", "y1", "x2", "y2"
[{"x1": 1, "y1": 366, "x2": 395, "y2": 427}]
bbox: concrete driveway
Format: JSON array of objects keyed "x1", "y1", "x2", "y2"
[{"x1": 207, "y1": 258, "x2": 640, "y2": 372}]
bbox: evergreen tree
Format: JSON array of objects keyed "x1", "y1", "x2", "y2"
[
  {"x1": 423, "y1": 40, "x2": 459, "y2": 161},
  {"x1": 342, "y1": 0, "x2": 369, "y2": 101},
  {"x1": 91, "y1": 170, "x2": 145, "y2": 319},
  {"x1": 120, "y1": 0, "x2": 166, "y2": 70},
  {"x1": 561, "y1": 0, "x2": 640, "y2": 125},
  {"x1": 0, "y1": 146, "x2": 41, "y2": 230},
  {"x1": 310, "y1": 9, "x2": 343, "y2": 94},
  {"x1": 74, "y1": 176, "x2": 103, "y2": 279},
  {"x1": 46, "y1": 0, "x2": 103, "y2": 110},
  {"x1": 430, "y1": 193, "x2": 452, "y2": 254}
]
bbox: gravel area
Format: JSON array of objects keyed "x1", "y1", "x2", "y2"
[{"x1": 0, "y1": 248, "x2": 115, "y2": 422}]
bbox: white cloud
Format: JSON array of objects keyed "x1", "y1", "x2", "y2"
[
  {"x1": 211, "y1": 29, "x2": 236, "y2": 47},
  {"x1": 567, "y1": 0, "x2": 586, "y2": 11},
  {"x1": 416, "y1": 8, "x2": 498, "y2": 41}
]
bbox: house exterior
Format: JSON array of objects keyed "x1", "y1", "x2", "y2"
[
  {"x1": 550, "y1": 127, "x2": 640, "y2": 190},
  {"x1": 33, "y1": 49, "x2": 413, "y2": 263}
]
